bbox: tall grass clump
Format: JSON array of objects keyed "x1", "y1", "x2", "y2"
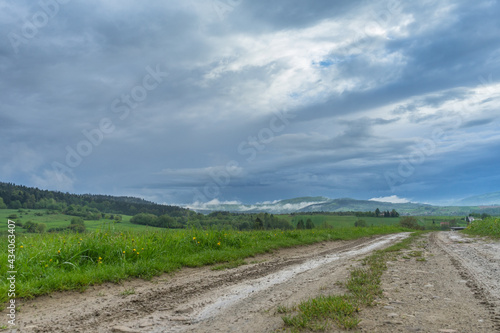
[
  {"x1": 463, "y1": 217, "x2": 500, "y2": 238},
  {"x1": 0, "y1": 225, "x2": 406, "y2": 302}
]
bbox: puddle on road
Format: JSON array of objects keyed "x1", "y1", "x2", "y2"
[{"x1": 194, "y1": 233, "x2": 409, "y2": 322}]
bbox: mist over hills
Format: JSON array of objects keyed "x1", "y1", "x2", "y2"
[
  {"x1": 457, "y1": 191, "x2": 500, "y2": 206},
  {"x1": 185, "y1": 196, "x2": 500, "y2": 216}
]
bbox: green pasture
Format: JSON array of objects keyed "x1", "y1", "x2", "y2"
[
  {"x1": 285, "y1": 214, "x2": 467, "y2": 229},
  {"x1": 0, "y1": 209, "x2": 163, "y2": 233}
]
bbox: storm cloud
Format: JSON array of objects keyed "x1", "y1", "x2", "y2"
[{"x1": 1, "y1": 0, "x2": 499, "y2": 205}]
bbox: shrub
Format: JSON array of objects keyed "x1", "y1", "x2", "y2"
[
  {"x1": 305, "y1": 218, "x2": 315, "y2": 229},
  {"x1": 399, "y1": 216, "x2": 423, "y2": 230},
  {"x1": 354, "y1": 219, "x2": 367, "y2": 227}
]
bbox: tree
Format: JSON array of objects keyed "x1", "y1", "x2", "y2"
[
  {"x1": 296, "y1": 219, "x2": 305, "y2": 230},
  {"x1": 0, "y1": 197, "x2": 7, "y2": 209},
  {"x1": 354, "y1": 219, "x2": 367, "y2": 227},
  {"x1": 10, "y1": 200, "x2": 22, "y2": 209},
  {"x1": 375, "y1": 208, "x2": 380, "y2": 217},
  {"x1": 158, "y1": 215, "x2": 175, "y2": 228},
  {"x1": 254, "y1": 217, "x2": 264, "y2": 230},
  {"x1": 305, "y1": 218, "x2": 315, "y2": 229},
  {"x1": 390, "y1": 209, "x2": 399, "y2": 217}
]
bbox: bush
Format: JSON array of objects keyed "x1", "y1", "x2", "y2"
[
  {"x1": 23, "y1": 221, "x2": 46, "y2": 233},
  {"x1": 67, "y1": 224, "x2": 86, "y2": 233},
  {"x1": 354, "y1": 219, "x2": 367, "y2": 227},
  {"x1": 68, "y1": 217, "x2": 86, "y2": 233},
  {"x1": 399, "y1": 216, "x2": 424, "y2": 230},
  {"x1": 130, "y1": 213, "x2": 158, "y2": 226},
  {"x1": 70, "y1": 217, "x2": 85, "y2": 225}
]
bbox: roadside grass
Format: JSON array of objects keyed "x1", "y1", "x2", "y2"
[
  {"x1": 280, "y1": 231, "x2": 423, "y2": 331},
  {"x1": 0, "y1": 225, "x2": 408, "y2": 303},
  {"x1": 463, "y1": 217, "x2": 500, "y2": 238}
]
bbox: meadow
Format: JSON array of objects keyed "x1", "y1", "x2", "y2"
[
  {"x1": 0, "y1": 209, "x2": 163, "y2": 233},
  {"x1": 0, "y1": 209, "x2": 468, "y2": 233},
  {"x1": 285, "y1": 214, "x2": 467, "y2": 229},
  {"x1": 463, "y1": 217, "x2": 500, "y2": 238},
  {"x1": 0, "y1": 225, "x2": 408, "y2": 303}
]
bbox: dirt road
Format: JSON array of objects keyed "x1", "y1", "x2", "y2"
[{"x1": 7, "y1": 231, "x2": 500, "y2": 332}]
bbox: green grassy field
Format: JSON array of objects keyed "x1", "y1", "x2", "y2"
[
  {"x1": 285, "y1": 214, "x2": 467, "y2": 229},
  {"x1": 0, "y1": 225, "x2": 409, "y2": 303},
  {"x1": 1, "y1": 209, "x2": 470, "y2": 233},
  {"x1": 285, "y1": 214, "x2": 400, "y2": 228},
  {"x1": 0, "y1": 209, "x2": 164, "y2": 233}
]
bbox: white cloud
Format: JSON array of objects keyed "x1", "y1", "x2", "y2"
[{"x1": 369, "y1": 195, "x2": 410, "y2": 203}]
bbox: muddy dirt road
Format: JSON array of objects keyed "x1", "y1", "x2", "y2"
[{"x1": 7, "y1": 231, "x2": 500, "y2": 332}]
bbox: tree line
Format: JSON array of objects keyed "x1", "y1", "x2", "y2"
[
  {"x1": 130, "y1": 211, "x2": 295, "y2": 231},
  {"x1": 0, "y1": 182, "x2": 190, "y2": 217}
]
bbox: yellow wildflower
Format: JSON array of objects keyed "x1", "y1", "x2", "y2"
[{"x1": 20, "y1": 245, "x2": 23, "y2": 248}]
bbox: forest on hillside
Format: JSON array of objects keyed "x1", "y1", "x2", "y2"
[{"x1": 0, "y1": 182, "x2": 188, "y2": 217}]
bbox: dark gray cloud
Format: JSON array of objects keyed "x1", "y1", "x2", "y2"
[{"x1": 1, "y1": 0, "x2": 499, "y2": 205}]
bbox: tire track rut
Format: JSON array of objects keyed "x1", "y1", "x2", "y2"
[
  {"x1": 23, "y1": 234, "x2": 394, "y2": 333},
  {"x1": 432, "y1": 232, "x2": 500, "y2": 332}
]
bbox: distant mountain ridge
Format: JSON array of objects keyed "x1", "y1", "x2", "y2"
[
  {"x1": 457, "y1": 191, "x2": 500, "y2": 206},
  {"x1": 187, "y1": 196, "x2": 500, "y2": 216}
]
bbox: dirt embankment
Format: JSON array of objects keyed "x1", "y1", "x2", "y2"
[{"x1": 5, "y1": 231, "x2": 500, "y2": 333}]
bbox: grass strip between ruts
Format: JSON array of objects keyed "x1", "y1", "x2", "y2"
[{"x1": 279, "y1": 231, "x2": 423, "y2": 331}]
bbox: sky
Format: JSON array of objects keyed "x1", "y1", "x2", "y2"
[{"x1": 1, "y1": 0, "x2": 500, "y2": 206}]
